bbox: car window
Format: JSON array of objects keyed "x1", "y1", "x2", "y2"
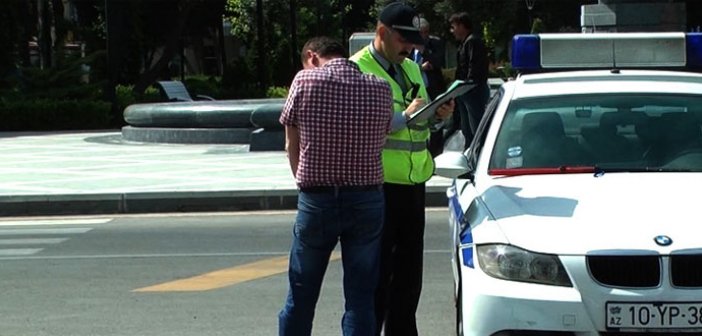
[
  {"x1": 489, "y1": 93, "x2": 702, "y2": 171},
  {"x1": 467, "y1": 87, "x2": 503, "y2": 169}
]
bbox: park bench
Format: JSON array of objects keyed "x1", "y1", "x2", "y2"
[{"x1": 156, "y1": 80, "x2": 215, "y2": 102}]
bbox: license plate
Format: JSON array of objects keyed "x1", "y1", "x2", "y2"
[{"x1": 607, "y1": 302, "x2": 702, "y2": 329}]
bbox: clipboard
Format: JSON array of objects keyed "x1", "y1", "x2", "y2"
[{"x1": 406, "y1": 80, "x2": 476, "y2": 126}]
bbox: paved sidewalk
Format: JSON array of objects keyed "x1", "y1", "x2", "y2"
[{"x1": 0, "y1": 131, "x2": 452, "y2": 217}]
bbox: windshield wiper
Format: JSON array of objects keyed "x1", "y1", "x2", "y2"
[
  {"x1": 594, "y1": 166, "x2": 695, "y2": 174},
  {"x1": 488, "y1": 166, "x2": 595, "y2": 177}
]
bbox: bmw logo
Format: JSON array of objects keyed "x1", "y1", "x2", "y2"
[{"x1": 654, "y1": 235, "x2": 673, "y2": 246}]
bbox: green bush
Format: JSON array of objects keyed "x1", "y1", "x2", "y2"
[
  {"x1": 266, "y1": 86, "x2": 289, "y2": 98},
  {"x1": 221, "y1": 59, "x2": 265, "y2": 99},
  {"x1": 115, "y1": 84, "x2": 160, "y2": 111},
  {"x1": 184, "y1": 76, "x2": 221, "y2": 99},
  {"x1": 18, "y1": 51, "x2": 107, "y2": 101},
  {"x1": 0, "y1": 99, "x2": 112, "y2": 131}
]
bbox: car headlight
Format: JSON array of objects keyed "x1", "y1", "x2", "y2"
[{"x1": 476, "y1": 244, "x2": 572, "y2": 287}]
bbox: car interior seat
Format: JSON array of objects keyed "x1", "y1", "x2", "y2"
[
  {"x1": 586, "y1": 112, "x2": 643, "y2": 163},
  {"x1": 634, "y1": 114, "x2": 659, "y2": 161},
  {"x1": 521, "y1": 111, "x2": 590, "y2": 167},
  {"x1": 657, "y1": 112, "x2": 702, "y2": 162}
]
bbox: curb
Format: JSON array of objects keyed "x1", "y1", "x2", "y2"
[{"x1": 0, "y1": 187, "x2": 449, "y2": 217}]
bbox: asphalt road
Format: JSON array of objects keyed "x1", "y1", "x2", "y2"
[{"x1": 0, "y1": 209, "x2": 455, "y2": 336}]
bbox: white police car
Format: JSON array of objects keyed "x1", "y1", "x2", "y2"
[{"x1": 435, "y1": 32, "x2": 702, "y2": 336}]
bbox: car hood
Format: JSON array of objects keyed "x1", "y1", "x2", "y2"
[{"x1": 478, "y1": 173, "x2": 702, "y2": 255}]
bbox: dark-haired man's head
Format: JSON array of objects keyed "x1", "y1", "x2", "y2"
[
  {"x1": 449, "y1": 12, "x2": 473, "y2": 42},
  {"x1": 301, "y1": 36, "x2": 347, "y2": 69}
]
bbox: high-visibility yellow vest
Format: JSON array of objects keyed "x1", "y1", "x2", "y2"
[{"x1": 351, "y1": 46, "x2": 434, "y2": 185}]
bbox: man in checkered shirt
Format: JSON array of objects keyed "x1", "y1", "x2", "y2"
[{"x1": 278, "y1": 36, "x2": 422, "y2": 336}]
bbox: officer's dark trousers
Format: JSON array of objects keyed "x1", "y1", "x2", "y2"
[{"x1": 375, "y1": 182, "x2": 426, "y2": 336}]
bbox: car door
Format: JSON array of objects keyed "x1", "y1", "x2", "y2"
[{"x1": 449, "y1": 87, "x2": 505, "y2": 273}]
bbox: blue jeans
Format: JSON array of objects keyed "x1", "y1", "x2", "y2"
[{"x1": 279, "y1": 187, "x2": 384, "y2": 336}]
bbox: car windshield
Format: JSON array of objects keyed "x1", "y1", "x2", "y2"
[{"x1": 489, "y1": 93, "x2": 702, "y2": 173}]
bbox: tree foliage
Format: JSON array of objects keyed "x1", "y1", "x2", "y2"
[
  {"x1": 0, "y1": 0, "x2": 26, "y2": 88},
  {"x1": 224, "y1": 0, "x2": 378, "y2": 87},
  {"x1": 3, "y1": 0, "x2": 696, "y2": 103}
]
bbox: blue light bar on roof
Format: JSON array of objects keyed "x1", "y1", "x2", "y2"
[
  {"x1": 511, "y1": 35, "x2": 540, "y2": 70},
  {"x1": 512, "y1": 33, "x2": 702, "y2": 71},
  {"x1": 686, "y1": 33, "x2": 702, "y2": 69}
]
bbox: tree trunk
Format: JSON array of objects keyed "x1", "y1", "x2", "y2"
[
  {"x1": 289, "y1": 0, "x2": 299, "y2": 72},
  {"x1": 316, "y1": 0, "x2": 322, "y2": 35},
  {"x1": 339, "y1": 0, "x2": 346, "y2": 41},
  {"x1": 51, "y1": 0, "x2": 65, "y2": 67},
  {"x1": 255, "y1": 0, "x2": 266, "y2": 91},
  {"x1": 37, "y1": 0, "x2": 52, "y2": 69},
  {"x1": 133, "y1": 0, "x2": 196, "y2": 95},
  {"x1": 104, "y1": 0, "x2": 126, "y2": 124},
  {"x1": 19, "y1": 0, "x2": 31, "y2": 67}
]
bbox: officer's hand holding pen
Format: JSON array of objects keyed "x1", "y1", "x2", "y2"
[
  {"x1": 435, "y1": 98, "x2": 455, "y2": 120},
  {"x1": 402, "y1": 98, "x2": 425, "y2": 120}
]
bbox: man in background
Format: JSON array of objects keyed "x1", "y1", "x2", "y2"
[
  {"x1": 412, "y1": 17, "x2": 448, "y2": 157},
  {"x1": 414, "y1": 17, "x2": 446, "y2": 100},
  {"x1": 450, "y1": 12, "x2": 490, "y2": 150}
]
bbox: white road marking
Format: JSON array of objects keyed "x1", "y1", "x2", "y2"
[
  {"x1": 0, "y1": 228, "x2": 92, "y2": 235},
  {"x1": 0, "y1": 227, "x2": 93, "y2": 257},
  {"x1": 0, "y1": 218, "x2": 112, "y2": 227},
  {"x1": 0, "y1": 249, "x2": 452, "y2": 261},
  {"x1": 0, "y1": 238, "x2": 69, "y2": 245},
  {"x1": 0, "y1": 248, "x2": 43, "y2": 256}
]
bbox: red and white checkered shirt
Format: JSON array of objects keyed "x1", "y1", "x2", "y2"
[{"x1": 280, "y1": 58, "x2": 393, "y2": 188}]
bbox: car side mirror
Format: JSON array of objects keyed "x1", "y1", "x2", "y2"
[{"x1": 434, "y1": 152, "x2": 470, "y2": 178}]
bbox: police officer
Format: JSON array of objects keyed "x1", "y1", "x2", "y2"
[{"x1": 350, "y1": 2, "x2": 455, "y2": 335}]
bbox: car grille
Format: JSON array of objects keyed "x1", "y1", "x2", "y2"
[
  {"x1": 493, "y1": 331, "x2": 575, "y2": 336},
  {"x1": 587, "y1": 256, "x2": 660, "y2": 287},
  {"x1": 588, "y1": 255, "x2": 702, "y2": 288},
  {"x1": 671, "y1": 254, "x2": 702, "y2": 287}
]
